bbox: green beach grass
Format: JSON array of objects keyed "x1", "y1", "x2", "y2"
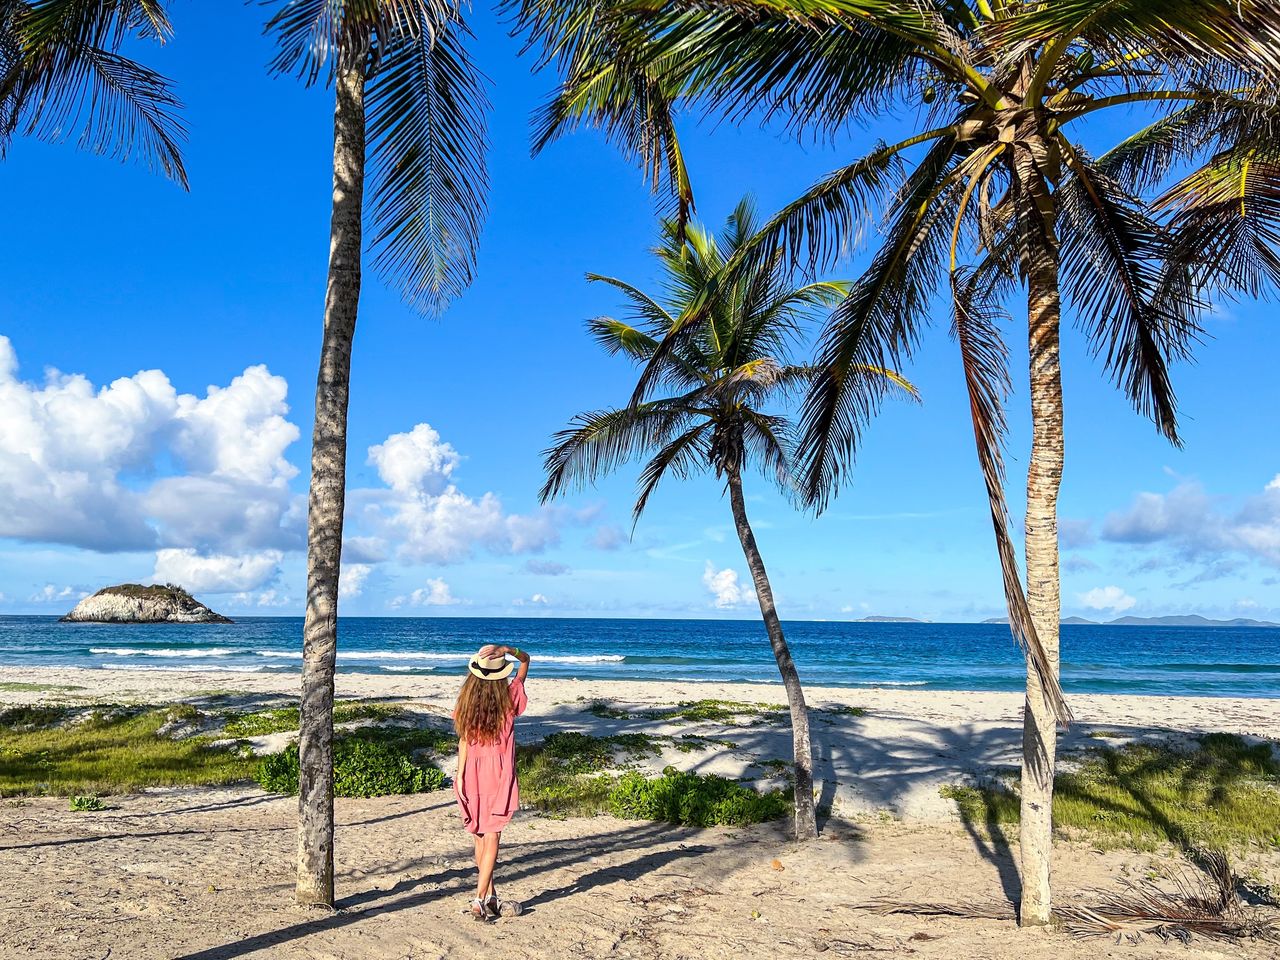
[
  {"x1": 0, "y1": 700, "x2": 789, "y2": 827},
  {"x1": 0, "y1": 705, "x2": 257, "y2": 796},
  {"x1": 941, "y1": 734, "x2": 1280, "y2": 852}
]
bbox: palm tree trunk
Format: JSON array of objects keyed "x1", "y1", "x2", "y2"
[
  {"x1": 297, "y1": 58, "x2": 366, "y2": 908},
  {"x1": 726, "y1": 467, "x2": 818, "y2": 840},
  {"x1": 1013, "y1": 143, "x2": 1064, "y2": 928}
]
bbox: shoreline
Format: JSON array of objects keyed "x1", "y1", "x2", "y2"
[
  {"x1": 3, "y1": 662, "x2": 1277, "y2": 700},
  {"x1": 3, "y1": 663, "x2": 1279, "y2": 722}
]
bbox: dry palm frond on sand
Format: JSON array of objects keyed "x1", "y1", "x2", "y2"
[{"x1": 1057, "y1": 851, "x2": 1279, "y2": 944}]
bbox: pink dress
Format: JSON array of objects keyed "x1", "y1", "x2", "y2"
[{"x1": 454, "y1": 677, "x2": 527, "y2": 835}]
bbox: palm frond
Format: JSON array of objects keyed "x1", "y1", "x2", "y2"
[
  {"x1": 586, "y1": 315, "x2": 662, "y2": 360},
  {"x1": 1059, "y1": 851, "x2": 1277, "y2": 943},
  {"x1": 632, "y1": 421, "x2": 712, "y2": 521},
  {"x1": 540, "y1": 400, "x2": 694, "y2": 502},
  {"x1": 1154, "y1": 142, "x2": 1280, "y2": 298},
  {"x1": 951, "y1": 266, "x2": 1070, "y2": 723},
  {"x1": 739, "y1": 407, "x2": 794, "y2": 492},
  {"x1": 365, "y1": 12, "x2": 489, "y2": 313},
  {"x1": 0, "y1": 0, "x2": 185, "y2": 182},
  {"x1": 262, "y1": 0, "x2": 455, "y2": 80},
  {"x1": 999, "y1": 0, "x2": 1280, "y2": 78},
  {"x1": 1057, "y1": 144, "x2": 1198, "y2": 444},
  {"x1": 796, "y1": 136, "x2": 962, "y2": 509},
  {"x1": 587, "y1": 274, "x2": 677, "y2": 337}
]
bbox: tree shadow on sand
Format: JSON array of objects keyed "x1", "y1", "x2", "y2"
[{"x1": 171, "y1": 820, "x2": 736, "y2": 960}]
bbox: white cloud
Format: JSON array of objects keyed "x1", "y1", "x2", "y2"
[
  {"x1": 0, "y1": 338, "x2": 300, "y2": 553},
  {"x1": 513, "y1": 593, "x2": 550, "y2": 607},
  {"x1": 1102, "y1": 479, "x2": 1280, "y2": 566},
  {"x1": 29, "y1": 584, "x2": 77, "y2": 603},
  {"x1": 591, "y1": 525, "x2": 626, "y2": 551},
  {"x1": 1268, "y1": 474, "x2": 1280, "y2": 492},
  {"x1": 526, "y1": 559, "x2": 569, "y2": 576},
  {"x1": 368, "y1": 423, "x2": 460, "y2": 496},
  {"x1": 1078, "y1": 585, "x2": 1137, "y2": 613},
  {"x1": 230, "y1": 589, "x2": 291, "y2": 608},
  {"x1": 702, "y1": 561, "x2": 756, "y2": 609},
  {"x1": 392, "y1": 577, "x2": 460, "y2": 608},
  {"x1": 355, "y1": 423, "x2": 560, "y2": 564},
  {"x1": 0, "y1": 342, "x2": 592, "y2": 598},
  {"x1": 152, "y1": 548, "x2": 283, "y2": 594},
  {"x1": 339, "y1": 563, "x2": 373, "y2": 599}
]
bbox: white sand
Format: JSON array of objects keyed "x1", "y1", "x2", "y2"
[{"x1": 2, "y1": 666, "x2": 1278, "y2": 959}]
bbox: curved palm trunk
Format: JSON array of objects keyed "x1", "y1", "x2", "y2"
[
  {"x1": 1013, "y1": 143, "x2": 1064, "y2": 927},
  {"x1": 297, "y1": 59, "x2": 366, "y2": 908},
  {"x1": 726, "y1": 467, "x2": 818, "y2": 840}
]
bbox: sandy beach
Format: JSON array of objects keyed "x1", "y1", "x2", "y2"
[
  {"x1": 2, "y1": 666, "x2": 1278, "y2": 959},
  {"x1": 3, "y1": 665, "x2": 1277, "y2": 821}
]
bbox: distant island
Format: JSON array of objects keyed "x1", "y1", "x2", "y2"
[
  {"x1": 981, "y1": 614, "x2": 1278, "y2": 628},
  {"x1": 854, "y1": 616, "x2": 929, "y2": 623},
  {"x1": 61, "y1": 583, "x2": 232, "y2": 624}
]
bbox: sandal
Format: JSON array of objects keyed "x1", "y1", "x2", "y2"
[
  {"x1": 469, "y1": 898, "x2": 492, "y2": 923},
  {"x1": 497, "y1": 898, "x2": 524, "y2": 918}
]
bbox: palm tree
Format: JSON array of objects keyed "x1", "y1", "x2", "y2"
[
  {"x1": 541, "y1": 198, "x2": 914, "y2": 840},
  {"x1": 509, "y1": 0, "x2": 1278, "y2": 924},
  {"x1": 261, "y1": 0, "x2": 487, "y2": 907},
  {"x1": 1, "y1": 0, "x2": 185, "y2": 184}
]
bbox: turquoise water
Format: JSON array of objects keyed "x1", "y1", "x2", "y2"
[{"x1": 1, "y1": 616, "x2": 1277, "y2": 698}]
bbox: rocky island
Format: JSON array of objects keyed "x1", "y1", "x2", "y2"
[{"x1": 61, "y1": 583, "x2": 233, "y2": 624}]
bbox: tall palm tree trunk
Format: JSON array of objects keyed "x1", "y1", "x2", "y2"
[
  {"x1": 726, "y1": 467, "x2": 818, "y2": 840},
  {"x1": 1014, "y1": 143, "x2": 1064, "y2": 927},
  {"x1": 297, "y1": 58, "x2": 366, "y2": 908}
]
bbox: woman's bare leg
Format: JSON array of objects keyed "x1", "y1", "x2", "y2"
[{"x1": 475, "y1": 831, "x2": 501, "y2": 902}]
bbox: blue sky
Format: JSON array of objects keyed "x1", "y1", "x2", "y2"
[{"x1": 0, "y1": 6, "x2": 1277, "y2": 623}]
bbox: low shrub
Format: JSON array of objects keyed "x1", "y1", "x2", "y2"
[
  {"x1": 69, "y1": 795, "x2": 104, "y2": 812},
  {"x1": 609, "y1": 766, "x2": 790, "y2": 827},
  {"x1": 0, "y1": 705, "x2": 73, "y2": 730},
  {"x1": 255, "y1": 738, "x2": 446, "y2": 797}
]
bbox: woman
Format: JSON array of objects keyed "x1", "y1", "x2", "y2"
[{"x1": 453, "y1": 643, "x2": 530, "y2": 921}]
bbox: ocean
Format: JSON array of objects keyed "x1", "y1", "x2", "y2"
[{"x1": 0, "y1": 616, "x2": 1276, "y2": 698}]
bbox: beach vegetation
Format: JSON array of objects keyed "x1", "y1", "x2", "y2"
[
  {"x1": 255, "y1": 738, "x2": 446, "y2": 798},
  {"x1": 610, "y1": 767, "x2": 791, "y2": 828},
  {"x1": 582, "y1": 700, "x2": 631, "y2": 720},
  {"x1": 751, "y1": 758, "x2": 795, "y2": 780},
  {"x1": 674, "y1": 734, "x2": 737, "y2": 753},
  {"x1": 538, "y1": 200, "x2": 911, "y2": 840},
  {"x1": 220, "y1": 701, "x2": 408, "y2": 738},
  {"x1": 0, "y1": 705, "x2": 73, "y2": 730},
  {"x1": 513, "y1": 0, "x2": 1275, "y2": 924},
  {"x1": 647, "y1": 699, "x2": 788, "y2": 725},
  {"x1": 163, "y1": 704, "x2": 201, "y2": 724},
  {"x1": 0, "y1": 682, "x2": 85, "y2": 693},
  {"x1": 0, "y1": 706, "x2": 255, "y2": 796},
  {"x1": 817, "y1": 705, "x2": 868, "y2": 719},
  {"x1": 89, "y1": 582, "x2": 196, "y2": 602},
  {"x1": 516, "y1": 737, "x2": 788, "y2": 826},
  {"x1": 68, "y1": 794, "x2": 104, "y2": 812},
  {"x1": 941, "y1": 735, "x2": 1280, "y2": 852},
  {"x1": 222, "y1": 707, "x2": 300, "y2": 737}
]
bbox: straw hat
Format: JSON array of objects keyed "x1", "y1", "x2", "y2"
[{"x1": 467, "y1": 648, "x2": 514, "y2": 681}]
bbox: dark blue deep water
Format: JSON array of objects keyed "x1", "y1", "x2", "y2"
[{"x1": 1, "y1": 617, "x2": 1277, "y2": 698}]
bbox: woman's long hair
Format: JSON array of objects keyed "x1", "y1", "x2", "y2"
[{"x1": 454, "y1": 674, "x2": 513, "y2": 745}]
